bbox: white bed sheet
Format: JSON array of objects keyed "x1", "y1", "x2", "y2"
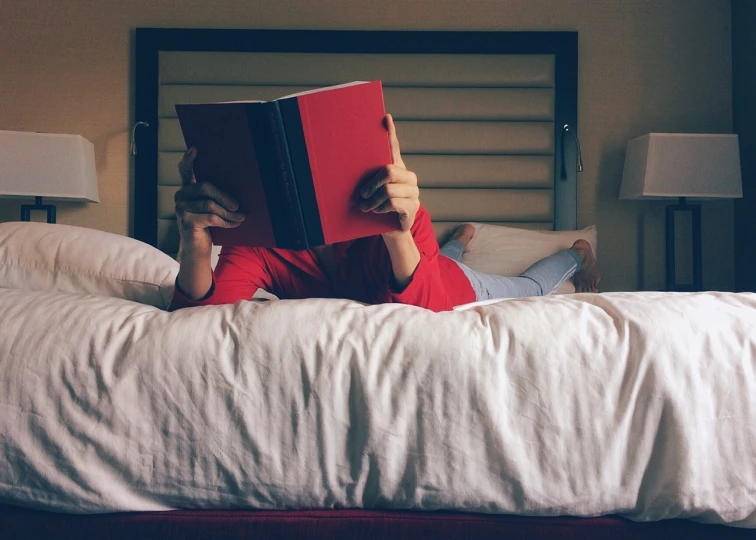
[{"x1": 1, "y1": 287, "x2": 755, "y2": 527}]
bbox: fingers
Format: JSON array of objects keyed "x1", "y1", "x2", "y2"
[
  {"x1": 175, "y1": 199, "x2": 245, "y2": 223},
  {"x1": 175, "y1": 181, "x2": 245, "y2": 232},
  {"x1": 175, "y1": 147, "x2": 245, "y2": 231},
  {"x1": 371, "y1": 197, "x2": 420, "y2": 231},
  {"x1": 176, "y1": 202, "x2": 245, "y2": 231},
  {"x1": 357, "y1": 160, "x2": 420, "y2": 231},
  {"x1": 359, "y1": 164, "x2": 417, "y2": 200},
  {"x1": 373, "y1": 196, "x2": 419, "y2": 215},
  {"x1": 175, "y1": 181, "x2": 241, "y2": 213},
  {"x1": 384, "y1": 114, "x2": 405, "y2": 168},
  {"x1": 180, "y1": 211, "x2": 244, "y2": 230},
  {"x1": 178, "y1": 147, "x2": 198, "y2": 185},
  {"x1": 359, "y1": 182, "x2": 419, "y2": 213}
]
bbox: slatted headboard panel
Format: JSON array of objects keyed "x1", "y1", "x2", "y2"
[{"x1": 134, "y1": 30, "x2": 578, "y2": 255}]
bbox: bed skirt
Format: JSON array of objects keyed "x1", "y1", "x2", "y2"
[{"x1": 2, "y1": 506, "x2": 753, "y2": 540}]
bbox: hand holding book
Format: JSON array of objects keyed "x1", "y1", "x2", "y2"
[
  {"x1": 358, "y1": 114, "x2": 420, "y2": 237},
  {"x1": 173, "y1": 147, "x2": 247, "y2": 301},
  {"x1": 174, "y1": 147, "x2": 246, "y2": 246}
]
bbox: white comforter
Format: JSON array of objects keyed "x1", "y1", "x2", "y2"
[{"x1": 1, "y1": 287, "x2": 755, "y2": 526}]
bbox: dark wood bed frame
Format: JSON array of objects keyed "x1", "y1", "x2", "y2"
[{"x1": 1, "y1": 27, "x2": 747, "y2": 540}]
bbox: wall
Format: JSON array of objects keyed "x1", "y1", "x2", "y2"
[
  {"x1": 733, "y1": 0, "x2": 756, "y2": 292},
  {"x1": 0, "y1": 0, "x2": 734, "y2": 292}
]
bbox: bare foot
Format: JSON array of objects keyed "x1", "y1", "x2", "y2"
[
  {"x1": 451, "y1": 223, "x2": 475, "y2": 250},
  {"x1": 571, "y1": 239, "x2": 601, "y2": 293}
]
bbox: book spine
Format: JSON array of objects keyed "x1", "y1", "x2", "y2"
[
  {"x1": 246, "y1": 103, "x2": 307, "y2": 249},
  {"x1": 278, "y1": 97, "x2": 324, "y2": 247}
]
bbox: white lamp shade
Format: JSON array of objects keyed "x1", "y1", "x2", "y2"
[
  {"x1": 0, "y1": 130, "x2": 99, "y2": 202},
  {"x1": 619, "y1": 133, "x2": 743, "y2": 200}
]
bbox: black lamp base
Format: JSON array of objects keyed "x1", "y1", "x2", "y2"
[
  {"x1": 20, "y1": 196, "x2": 57, "y2": 224},
  {"x1": 665, "y1": 197, "x2": 702, "y2": 292}
]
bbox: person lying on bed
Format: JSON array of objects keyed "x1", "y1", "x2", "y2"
[{"x1": 170, "y1": 114, "x2": 600, "y2": 313}]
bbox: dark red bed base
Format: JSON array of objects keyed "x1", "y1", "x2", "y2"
[{"x1": 2, "y1": 506, "x2": 752, "y2": 540}]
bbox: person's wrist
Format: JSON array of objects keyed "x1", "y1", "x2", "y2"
[
  {"x1": 382, "y1": 229, "x2": 413, "y2": 244},
  {"x1": 382, "y1": 229, "x2": 420, "y2": 290},
  {"x1": 176, "y1": 229, "x2": 214, "y2": 301},
  {"x1": 382, "y1": 229, "x2": 418, "y2": 261},
  {"x1": 179, "y1": 227, "x2": 212, "y2": 254}
]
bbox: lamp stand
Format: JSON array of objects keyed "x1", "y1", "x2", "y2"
[
  {"x1": 665, "y1": 197, "x2": 702, "y2": 292},
  {"x1": 20, "y1": 196, "x2": 57, "y2": 224}
]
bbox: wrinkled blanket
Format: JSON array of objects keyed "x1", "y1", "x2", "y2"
[{"x1": 1, "y1": 288, "x2": 755, "y2": 527}]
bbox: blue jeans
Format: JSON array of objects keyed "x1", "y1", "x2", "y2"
[{"x1": 441, "y1": 239, "x2": 582, "y2": 301}]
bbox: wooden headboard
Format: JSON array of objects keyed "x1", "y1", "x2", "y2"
[{"x1": 133, "y1": 29, "x2": 578, "y2": 255}]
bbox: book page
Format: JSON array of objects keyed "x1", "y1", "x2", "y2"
[
  {"x1": 175, "y1": 100, "x2": 266, "y2": 106},
  {"x1": 176, "y1": 82, "x2": 372, "y2": 106},
  {"x1": 211, "y1": 100, "x2": 265, "y2": 104},
  {"x1": 276, "y1": 81, "x2": 370, "y2": 100}
]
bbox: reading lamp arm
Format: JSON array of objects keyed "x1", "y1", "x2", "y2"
[
  {"x1": 130, "y1": 121, "x2": 150, "y2": 156},
  {"x1": 561, "y1": 124, "x2": 584, "y2": 179}
]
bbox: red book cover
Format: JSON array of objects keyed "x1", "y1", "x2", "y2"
[{"x1": 292, "y1": 81, "x2": 400, "y2": 244}]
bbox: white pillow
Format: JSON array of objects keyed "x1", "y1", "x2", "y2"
[
  {"x1": 460, "y1": 224, "x2": 598, "y2": 295},
  {"x1": 0, "y1": 222, "x2": 179, "y2": 308}
]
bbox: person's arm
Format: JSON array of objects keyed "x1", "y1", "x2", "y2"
[
  {"x1": 359, "y1": 115, "x2": 422, "y2": 286},
  {"x1": 170, "y1": 245, "x2": 273, "y2": 310},
  {"x1": 170, "y1": 147, "x2": 272, "y2": 310},
  {"x1": 384, "y1": 205, "x2": 454, "y2": 311},
  {"x1": 382, "y1": 230, "x2": 420, "y2": 289},
  {"x1": 175, "y1": 229, "x2": 215, "y2": 302},
  {"x1": 359, "y1": 115, "x2": 454, "y2": 311},
  {"x1": 173, "y1": 147, "x2": 246, "y2": 299}
]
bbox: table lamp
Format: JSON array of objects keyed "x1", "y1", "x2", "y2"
[
  {"x1": 0, "y1": 130, "x2": 99, "y2": 223},
  {"x1": 619, "y1": 133, "x2": 742, "y2": 292}
]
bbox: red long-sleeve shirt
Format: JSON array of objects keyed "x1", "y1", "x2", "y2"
[{"x1": 169, "y1": 205, "x2": 475, "y2": 312}]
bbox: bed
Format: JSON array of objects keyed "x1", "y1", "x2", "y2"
[{"x1": 1, "y1": 28, "x2": 756, "y2": 539}]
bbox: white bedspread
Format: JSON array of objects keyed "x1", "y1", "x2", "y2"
[{"x1": 1, "y1": 288, "x2": 755, "y2": 526}]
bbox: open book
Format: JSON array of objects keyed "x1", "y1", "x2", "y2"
[{"x1": 175, "y1": 81, "x2": 400, "y2": 249}]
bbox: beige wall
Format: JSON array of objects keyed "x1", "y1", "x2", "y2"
[{"x1": 0, "y1": 0, "x2": 733, "y2": 292}]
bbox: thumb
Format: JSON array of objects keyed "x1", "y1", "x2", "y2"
[
  {"x1": 385, "y1": 114, "x2": 405, "y2": 169},
  {"x1": 178, "y1": 147, "x2": 198, "y2": 185}
]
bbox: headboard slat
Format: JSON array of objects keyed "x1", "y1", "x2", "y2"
[
  {"x1": 421, "y1": 188, "x2": 553, "y2": 222},
  {"x1": 406, "y1": 155, "x2": 554, "y2": 188},
  {"x1": 160, "y1": 51, "x2": 555, "y2": 87},
  {"x1": 395, "y1": 121, "x2": 554, "y2": 155}
]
